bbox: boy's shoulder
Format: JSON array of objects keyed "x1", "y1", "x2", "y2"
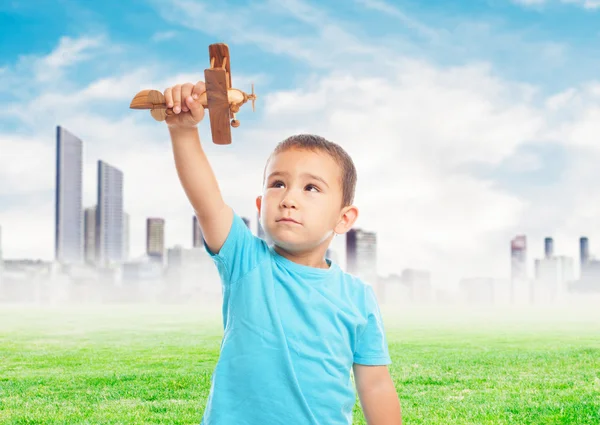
[
  {"x1": 337, "y1": 268, "x2": 379, "y2": 303},
  {"x1": 338, "y1": 267, "x2": 368, "y2": 287}
]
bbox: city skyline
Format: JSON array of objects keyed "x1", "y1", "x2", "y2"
[
  {"x1": 3, "y1": 2, "x2": 600, "y2": 289},
  {"x1": 3, "y1": 124, "x2": 600, "y2": 286},
  {"x1": 2, "y1": 123, "x2": 599, "y2": 305}
]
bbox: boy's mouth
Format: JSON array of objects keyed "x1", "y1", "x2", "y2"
[{"x1": 277, "y1": 217, "x2": 301, "y2": 225}]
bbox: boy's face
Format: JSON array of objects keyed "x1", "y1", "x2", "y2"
[{"x1": 257, "y1": 148, "x2": 355, "y2": 253}]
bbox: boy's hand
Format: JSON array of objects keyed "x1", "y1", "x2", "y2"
[{"x1": 164, "y1": 81, "x2": 206, "y2": 129}]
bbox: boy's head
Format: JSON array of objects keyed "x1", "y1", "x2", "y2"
[{"x1": 256, "y1": 134, "x2": 359, "y2": 254}]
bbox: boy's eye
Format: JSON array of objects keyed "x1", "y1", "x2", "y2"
[
  {"x1": 271, "y1": 180, "x2": 285, "y2": 188},
  {"x1": 305, "y1": 184, "x2": 319, "y2": 192}
]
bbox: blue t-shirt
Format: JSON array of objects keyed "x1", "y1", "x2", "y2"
[{"x1": 200, "y1": 212, "x2": 391, "y2": 425}]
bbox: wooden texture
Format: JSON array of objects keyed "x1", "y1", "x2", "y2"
[
  {"x1": 129, "y1": 42, "x2": 256, "y2": 143},
  {"x1": 129, "y1": 89, "x2": 165, "y2": 109},
  {"x1": 150, "y1": 108, "x2": 167, "y2": 121},
  {"x1": 130, "y1": 89, "x2": 244, "y2": 111},
  {"x1": 204, "y1": 68, "x2": 231, "y2": 145},
  {"x1": 208, "y1": 43, "x2": 232, "y2": 89}
]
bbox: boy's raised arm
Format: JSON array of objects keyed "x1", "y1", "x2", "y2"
[{"x1": 165, "y1": 80, "x2": 233, "y2": 255}]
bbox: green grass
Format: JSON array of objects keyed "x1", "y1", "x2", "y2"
[{"x1": 1, "y1": 304, "x2": 599, "y2": 424}]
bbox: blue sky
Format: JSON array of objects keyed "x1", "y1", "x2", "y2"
[
  {"x1": 2, "y1": 0, "x2": 600, "y2": 96},
  {"x1": 2, "y1": 0, "x2": 600, "y2": 287}
]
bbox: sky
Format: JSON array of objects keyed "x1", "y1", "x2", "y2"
[{"x1": 1, "y1": 0, "x2": 600, "y2": 290}]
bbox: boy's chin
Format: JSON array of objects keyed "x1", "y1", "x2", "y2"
[
  {"x1": 270, "y1": 234, "x2": 310, "y2": 252},
  {"x1": 271, "y1": 234, "x2": 330, "y2": 254}
]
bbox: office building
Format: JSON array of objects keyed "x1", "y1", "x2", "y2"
[
  {"x1": 54, "y1": 126, "x2": 83, "y2": 264},
  {"x1": 95, "y1": 160, "x2": 124, "y2": 266},
  {"x1": 83, "y1": 206, "x2": 96, "y2": 264},
  {"x1": 147, "y1": 218, "x2": 165, "y2": 260},
  {"x1": 193, "y1": 215, "x2": 203, "y2": 248}
]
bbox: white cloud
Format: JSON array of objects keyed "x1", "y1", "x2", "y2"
[
  {"x1": 564, "y1": 0, "x2": 600, "y2": 9},
  {"x1": 353, "y1": 0, "x2": 440, "y2": 40},
  {"x1": 151, "y1": 31, "x2": 178, "y2": 42},
  {"x1": 513, "y1": 0, "x2": 600, "y2": 9},
  {"x1": 0, "y1": 52, "x2": 543, "y2": 288},
  {"x1": 0, "y1": 34, "x2": 113, "y2": 102},
  {"x1": 3, "y1": 3, "x2": 600, "y2": 292},
  {"x1": 254, "y1": 61, "x2": 539, "y2": 284},
  {"x1": 0, "y1": 134, "x2": 54, "y2": 196},
  {"x1": 159, "y1": 0, "x2": 393, "y2": 69},
  {"x1": 34, "y1": 35, "x2": 107, "y2": 82}
]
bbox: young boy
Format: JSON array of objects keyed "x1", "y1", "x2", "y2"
[{"x1": 163, "y1": 80, "x2": 402, "y2": 425}]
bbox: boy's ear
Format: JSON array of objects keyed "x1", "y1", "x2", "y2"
[
  {"x1": 255, "y1": 196, "x2": 262, "y2": 216},
  {"x1": 334, "y1": 205, "x2": 359, "y2": 235}
]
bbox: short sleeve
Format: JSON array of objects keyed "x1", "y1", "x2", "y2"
[
  {"x1": 353, "y1": 285, "x2": 392, "y2": 366},
  {"x1": 203, "y1": 211, "x2": 269, "y2": 286}
]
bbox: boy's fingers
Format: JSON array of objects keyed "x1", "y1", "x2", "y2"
[
  {"x1": 172, "y1": 84, "x2": 181, "y2": 114},
  {"x1": 187, "y1": 96, "x2": 205, "y2": 122},
  {"x1": 181, "y1": 83, "x2": 194, "y2": 112},
  {"x1": 192, "y1": 81, "x2": 206, "y2": 99},
  {"x1": 164, "y1": 87, "x2": 173, "y2": 108}
]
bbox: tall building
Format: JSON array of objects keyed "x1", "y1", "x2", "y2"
[
  {"x1": 580, "y1": 237, "x2": 589, "y2": 270},
  {"x1": 510, "y1": 235, "x2": 527, "y2": 280},
  {"x1": 510, "y1": 235, "x2": 529, "y2": 304},
  {"x1": 346, "y1": 228, "x2": 377, "y2": 283},
  {"x1": 83, "y1": 206, "x2": 96, "y2": 264},
  {"x1": 54, "y1": 126, "x2": 83, "y2": 264},
  {"x1": 544, "y1": 237, "x2": 553, "y2": 259},
  {"x1": 147, "y1": 218, "x2": 165, "y2": 260},
  {"x1": 95, "y1": 160, "x2": 124, "y2": 267},
  {"x1": 193, "y1": 215, "x2": 203, "y2": 248}
]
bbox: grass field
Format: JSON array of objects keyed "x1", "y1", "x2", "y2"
[{"x1": 1, "y1": 303, "x2": 599, "y2": 424}]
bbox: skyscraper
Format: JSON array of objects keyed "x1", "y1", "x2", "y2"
[
  {"x1": 83, "y1": 206, "x2": 96, "y2": 264},
  {"x1": 95, "y1": 160, "x2": 124, "y2": 267},
  {"x1": 510, "y1": 235, "x2": 527, "y2": 280},
  {"x1": 346, "y1": 228, "x2": 377, "y2": 280},
  {"x1": 193, "y1": 215, "x2": 203, "y2": 248},
  {"x1": 580, "y1": 237, "x2": 589, "y2": 268},
  {"x1": 147, "y1": 218, "x2": 165, "y2": 260},
  {"x1": 346, "y1": 227, "x2": 379, "y2": 299},
  {"x1": 510, "y1": 235, "x2": 529, "y2": 304},
  {"x1": 544, "y1": 237, "x2": 553, "y2": 259},
  {"x1": 55, "y1": 126, "x2": 83, "y2": 264}
]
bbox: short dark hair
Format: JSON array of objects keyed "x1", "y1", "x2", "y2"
[{"x1": 263, "y1": 134, "x2": 357, "y2": 207}]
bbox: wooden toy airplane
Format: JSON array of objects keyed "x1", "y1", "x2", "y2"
[{"x1": 129, "y1": 43, "x2": 257, "y2": 145}]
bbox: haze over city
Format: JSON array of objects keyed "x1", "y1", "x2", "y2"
[{"x1": 2, "y1": 0, "x2": 600, "y2": 316}]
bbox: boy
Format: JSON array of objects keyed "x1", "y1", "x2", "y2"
[{"x1": 163, "y1": 80, "x2": 402, "y2": 425}]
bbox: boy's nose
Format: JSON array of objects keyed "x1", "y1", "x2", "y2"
[{"x1": 280, "y1": 196, "x2": 297, "y2": 209}]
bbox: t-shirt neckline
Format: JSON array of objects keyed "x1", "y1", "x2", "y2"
[{"x1": 269, "y1": 245, "x2": 338, "y2": 276}]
